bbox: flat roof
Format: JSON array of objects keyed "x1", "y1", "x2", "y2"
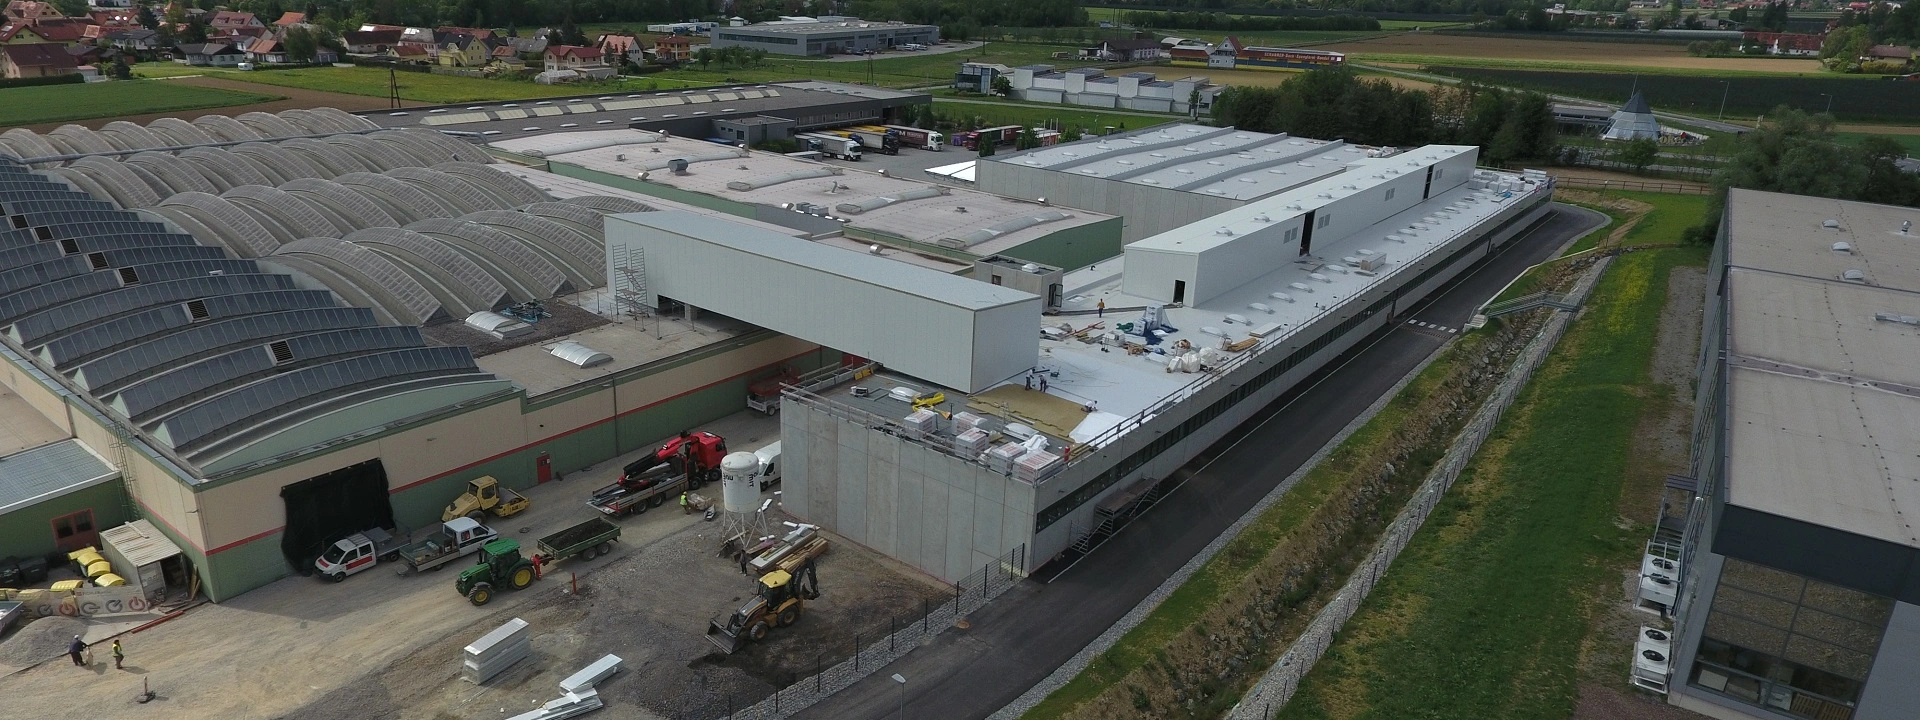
[
  {"x1": 1720, "y1": 189, "x2": 1920, "y2": 547},
  {"x1": 489, "y1": 163, "x2": 806, "y2": 236},
  {"x1": 986, "y1": 124, "x2": 1363, "y2": 201},
  {"x1": 0, "y1": 439, "x2": 118, "y2": 515},
  {"x1": 522, "y1": 131, "x2": 1113, "y2": 252},
  {"x1": 0, "y1": 385, "x2": 68, "y2": 457},
  {"x1": 474, "y1": 301, "x2": 754, "y2": 397},
  {"x1": 610, "y1": 211, "x2": 1037, "y2": 311},
  {"x1": 360, "y1": 81, "x2": 907, "y2": 136}
]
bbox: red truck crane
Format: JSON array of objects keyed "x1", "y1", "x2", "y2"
[{"x1": 588, "y1": 431, "x2": 729, "y2": 517}]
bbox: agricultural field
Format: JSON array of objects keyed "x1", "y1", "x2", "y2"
[
  {"x1": 134, "y1": 63, "x2": 714, "y2": 104},
  {"x1": 0, "y1": 79, "x2": 279, "y2": 126},
  {"x1": 1328, "y1": 32, "x2": 1824, "y2": 74},
  {"x1": 1432, "y1": 66, "x2": 1912, "y2": 123}
]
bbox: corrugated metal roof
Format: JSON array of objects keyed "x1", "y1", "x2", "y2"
[
  {"x1": 100, "y1": 519, "x2": 183, "y2": 566},
  {"x1": 0, "y1": 439, "x2": 119, "y2": 515}
]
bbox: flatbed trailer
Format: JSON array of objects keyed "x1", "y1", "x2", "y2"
[{"x1": 588, "y1": 472, "x2": 689, "y2": 517}]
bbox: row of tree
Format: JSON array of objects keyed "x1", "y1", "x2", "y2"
[
  {"x1": 1211, "y1": 69, "x2": 1557, "y2": 166},
  {"x1": 1113, "y1": 11, "x2": 1381, "y2": 32},
  {"x1": 1686, "y1": 108, "x2": 1920, "y2": 243}
]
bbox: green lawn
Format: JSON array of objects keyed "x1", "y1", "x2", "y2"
[
  {"x1": 0, "y1": 79, "x2": 279, "y2": 126},
  {"x1": 1021, "y1": 330, "x2": 1488, "y2": 719},
  {"x1": 1613, "y1": 190, "x2": 1710, "y2": 247},
  {"x1": 1276, "y1": 241, "x2": 1711, "y2": 720},
  {"x1": 1370, "y1": 52, "x2": 1845, "y2": 77},
  {"x1": 1835, "y1": 131, "x2": 1920, "y2": 155}
]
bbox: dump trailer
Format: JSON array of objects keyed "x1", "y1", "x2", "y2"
[
  {"x1": 397, "y1": 517, "x2": 497, "y2": 573},
  {"x1": 819, "y1": 129, "x2": 898, "y2": 155},
  {"x1": 882, "y1": 125, "x2": 944, "y2": 150},
  {"x1": 706, "y1": 560, "x2": 820, "y2": 654},
  {"x1": 795, "y1": 133, "x2": 862, "y2": 161},
  {"x1": 534, "y1": 517, "x2": 622, "y2": 564}
]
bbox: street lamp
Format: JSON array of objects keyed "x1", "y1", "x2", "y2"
[
  {"x1": 891, "y1": 673, "x2": 908, "y2": 719},
  {"x1": 1717, "y1": 80, "x2": 1730, "y2": 120},
  {"x1": 1819, "y1": 93, "x2": 1833, "y2": 114}
]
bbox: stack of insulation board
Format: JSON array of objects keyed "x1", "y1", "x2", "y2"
[
  {"x1": 954, "y1": 412, "x2": 988, "y2": 434},
  {"x1": 903, "y1": 409, "x2": 939, "y2": 439},
  {"x1": 987, "y1": 443, "x2": 1027, "y2": 473},
  {"x1": 1014, "y1": 450, "x2": 1061, "y2": 484},
  {"x1": 954, "y1": 428, "x2": 989, "y2": 456},
  {"x1": 464, "y1": 617, "x2": 532, "y2": 684}
]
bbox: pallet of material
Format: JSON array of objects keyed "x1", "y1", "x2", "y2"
[{"x1": 748, "y1": 527, "x2": 829, "y2": 574}]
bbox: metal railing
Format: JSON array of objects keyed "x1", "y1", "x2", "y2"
[
  {"x1": 1483, "y1": 291, "x2": 1579, "y2": 317},
  {"x1": 713, "y1": 544, "x2": 1028, "y2": 720},
  {"x1": 1553, "y1": 176, "x2": 1714, "y2": 195}
]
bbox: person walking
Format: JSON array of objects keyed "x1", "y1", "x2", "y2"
[
  {"x1": 68, "y1": 635, "x2": 85, "y2": 667},
  {"x1": 1097, "y1": 299, "x2": 1105, "y2": 318},
  {"x1": 111, "y1": 639, "x2": 124, "y2": 669},
  {"x1": 679, "y1": 491, "x2": 692, "y2": 515}
]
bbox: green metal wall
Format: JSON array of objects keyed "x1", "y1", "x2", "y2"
[
  {"x1": 546, "y1": 163, "x2": 756, "y2": 216},
  {"x1": 0, "y1": 480, "x2": 130, "y2": 564},
  {"x1": 1002, "y1": 215, "x2": 1125, "y2": 272}
]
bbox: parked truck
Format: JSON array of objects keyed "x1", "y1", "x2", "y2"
[
  {"x1": 589, "y1": 431, "x2": 728, "y2": 517},
  {"x1": 819, "y1": 128, "x2": 899, "y2": 155},
  {"x1": 313, "y1": 527, "x2": 404, "y2": 581},
  {"x1": 397, "y1": 517, "x2": 497, "y2": 573},
  {"x1": 882, "y1": 125, "x2": 944, "y2": 151},
  {"x1": 795, "y1": 133, "x2": 862, "y2": 161}
]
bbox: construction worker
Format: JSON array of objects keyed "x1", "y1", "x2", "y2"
[
  {"x1": 68, "y1": 635, "x2": 85, "y2": 667},
  {"x1": 680, "y1": 491, "x2": 692, "y2": 514},
  {"x1": 1097, "y1": 299, "x2": 1105, "y2": 317},
  {"x1": 111, "y1": 639, "x2": 124, "y2": 669}
]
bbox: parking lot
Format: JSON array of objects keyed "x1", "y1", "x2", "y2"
[
  {"x1": 0, "y1": 412, "x2": 950, "y2": 720},
  {"x1": 812, "y1": 141, "x2": 970, "y2": 187}
]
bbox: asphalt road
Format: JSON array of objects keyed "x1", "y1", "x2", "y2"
[{"x1": 791, "y1": 203, "x2": 1606, "y2": 720}]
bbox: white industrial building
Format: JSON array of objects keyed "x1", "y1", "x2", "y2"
[
  {"x1": 606, "y1": 212, "x2": 1041, "y2": 393},
  {"x1": 765, "y1": 146, "x2": 1556, "y2": 581},
  {"x1": 1002, "y1": 65, "x2": 1226, "y2": 116},
  {"x1": 974, "y1": 123, "x2": 1386, "y2": 242},
  {"x1": 710, "y1": 16, "x2": 939, "y2": 56}
]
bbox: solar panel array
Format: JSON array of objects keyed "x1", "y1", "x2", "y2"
[
  {"x1": 154, "y1": 191, "x2": 283, "y2": 257},
  {"x1": 70, "y1": 302, "x2": 365, "y2": 393},
  {"x1": 35, "y1": 276, "x2": 310, "y2": 368},
  {"x1": 118, "y1": 324, "x2": 427, "y2": 422}
]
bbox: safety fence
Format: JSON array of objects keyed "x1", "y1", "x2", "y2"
[
  {"x1": 1227, "y1": 256, "x2": 1614, "y2": 719},
  {"x1": 1552, "y1": 176, "x2": 1714, "y2": 195},
  {"x1": 0, "y1": 586, "x2": 159, "y2": 618},
  {"x1": 713, "y1": 544, "x2": 1027, "y2": 720}
]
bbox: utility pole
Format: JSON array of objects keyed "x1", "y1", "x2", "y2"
[
  {"x1": 388, "y1": 65, "x2": 400, "y2": 109},
  {"x1": 1717, "y1": 80, "x2": 1729, "y2": 120}
]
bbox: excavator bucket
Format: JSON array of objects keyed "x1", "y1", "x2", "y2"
[{"x1": 706, "y1": 619, "x2": 747, "y2": 654}]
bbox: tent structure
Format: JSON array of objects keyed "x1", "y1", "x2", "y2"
[{"x1": 1601, "y1": 90, "x2": 1661, "y2": 141}]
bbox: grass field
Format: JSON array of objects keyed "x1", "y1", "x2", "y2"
[
  {"x1": 1435, "y1": 66, "x2": 1905, "y2": 123},
  {"x1": 1020, "y1": 328, "x2": 1493, "y2": 719},
  {"x1": 1836, "y1": 131, "x2": 1920, "y2": 154},
  {"x1": 0, "y1": 79, "x2": 279, "y2": 126},
  {"x1": 1275, "y1": 240, "x2": 1710, "y2": 720},
  {"x1": 135, "y1": 63, "x2": 733, "y2": 103},
  {"x1": 1330, "y1": 33, "x2": 1825, "y2": 74}
]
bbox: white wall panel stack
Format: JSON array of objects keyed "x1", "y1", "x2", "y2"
[{"x1": 463, "y1": 617, "x2": 532, "y2": 684}]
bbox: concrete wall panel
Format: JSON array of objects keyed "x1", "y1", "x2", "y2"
[{"x1": 1857, "y1": 601, "x2": 1920, "y2": 720}]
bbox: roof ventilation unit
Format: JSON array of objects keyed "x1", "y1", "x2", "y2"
[
  {"x1": 668, "y1": 158, "x2": 690, "y2": 174},
  {"x1": 1842, "y1": 269, "x2": 1867, "y2": 283},
  {"x1": 1215, "y1": 227, "x2": 1234, "y2": 237},
  {"x1": 548, "y1": 341, "x2": 613, "y2": 368},
  {"x1": 1269, "y1": 292, "x2": 1294, "y2": 303},
  {"x1": 1288, "y1": 282, "x2": 1312, "y2": 293},
  {"x1": 1901, "y1": 220, "x2": 1912, "y2": 234},
  {"x1": 1832, "y1": 241, "x2": 1854, "y2": 253},
  {"x1": 1385, "y1": 234, "x2": 1406, "y2": 244},
  {"x1": 1823, "y1": 219, "x2": 1841, "y2": 229},
  {"x1": 1248, "y1": 303, "x2": 1274, "y2": 314},
  {"x1": 1874, "y1": 312, "x2": 1920, "y2": 327},
  {"x1": 467, "y1": 310, "x2": 532, "y2": 339},
  {"x1": 1252, "y1": 214, "x2": 1270, "y2": 223},
  {"x1": 1308, "y1": 273, "x2": 1330, "y2": 283}
]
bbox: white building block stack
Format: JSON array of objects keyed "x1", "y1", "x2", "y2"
[{"x1": 463, "y1": 617, "x2": 532, "y2": 684}]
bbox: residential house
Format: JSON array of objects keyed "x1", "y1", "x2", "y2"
[
  {"x1": 435, "y1": 25, "x2": 491, "y2": 39},
  {"x1": 3, "y1": 0, "x2": 61, "y2": 26},
  {"x1": 175, "y1": 41, "x2": 242, "y2": 66},
  {"x1": 502, "y1": 33, "x2": 545, "y2": 56},
  {"x1": 209, "y1": 11, "x2": 261, "y2": 32},
  {"x1": 87, "y1": 9, "x2": 135, "y2": 27},
  {"x1": 1, "y1": 41, "x2": 76, "y2": 77},
  {"x1": 389, "y1": 43, "x2": 429, "y2": 63},
  {"x1": 273, "y1": 11, "x2": 303, "y2": 26},
  {"x1": 67, "y1": 41, "x2": 106, "y2": 66},
  {"x1": 246, "y1": 38, "x2": 284, "y2": 63},
  {"x1": 599, "y1": 32, "x2": 642, "y2": 64},
  {"x1": 437, "y1": 33, "x2": 491, "y2": 67},
  {"x1": 105, "y1": 27, "x2": 160, "y2": 52},
  {"x1": 653, "y1": 34, "x2": 695, "y2": 63},
  {"x1": 1741, "y1": 30, "x2": 1823, "y2": 56},
  {"x1": 537, "y1": 44, "x2": 614, "y2": 83},
  {"x1": 4, "y1": 22, "x2": 87, "y2": 46},
  {"x1": 1867, "y1": 44, "x2": 1915, "y2": 65},
  {"x1": 343, "y1": 28, "x2": 401, "y2": 54},
  {"x1": 1085, "y1": 38, "x2": 1165, "y2": 62}
]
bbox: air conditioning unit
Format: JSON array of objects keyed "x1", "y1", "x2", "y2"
[
  {"x1": 1639, "y1": 569, "x2": 1678, "y2": 613},
  {"x1": 1630, "y1": 626, "x2": 1673, "y2": 694}
]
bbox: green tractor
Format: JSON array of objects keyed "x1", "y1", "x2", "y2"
[{"x1": 455, "y1": 538, "x2": 537, "y2": 606}]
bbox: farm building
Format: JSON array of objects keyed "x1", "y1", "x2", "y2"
[
  {"x1": 1167, "y1": 35, "x2": 1345, "y2": 72},
  {"x1": 1663, "y1": 189, "x2": 1920, "y2": 720}
]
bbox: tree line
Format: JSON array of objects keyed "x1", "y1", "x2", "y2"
[
  {"x1": 1211, "y1": 69, "x2": 1557, "y2": 166},
  {"x1": 1685, "y1": 107, "x2": 1920, "y2": 244},
  {"x1": 1113, "y1": 11, "x2": 1381, "y2": 32}
]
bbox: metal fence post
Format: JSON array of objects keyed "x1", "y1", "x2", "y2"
[
  {"x1": 816, "y1": 655, "x2": 823, "y2": 692},
  {"x1": 890, "y1": 616, "x2": 896, "y2": 652},
  {"x1": 854, "y1": 632, "x2": 861, "y2": 671},
  {"x1": 923, "y1": 598, "x2": 929, "y2": 632}
]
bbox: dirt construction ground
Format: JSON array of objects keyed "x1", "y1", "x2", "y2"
[
  {"x1": 1325, "y1": 33, "x2": 1825, "y2": 73},
  {"x1": 0, "y1": 413, "x2": 949, "y2": 720}
]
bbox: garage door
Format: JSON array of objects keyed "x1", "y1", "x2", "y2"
[{"x1": 280, "y1": 459, "x2": 396, "y2": 574}]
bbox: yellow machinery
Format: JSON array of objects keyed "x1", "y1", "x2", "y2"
[
  {"x1": 442, "y1": 476, "x2": 531, "y2": 523},
  {"x1": 705, "y1": 561, "x2": 820, "y2": 654},
  {"x1": 911, "y1": 390, "x2": 946, "y2": 411}
]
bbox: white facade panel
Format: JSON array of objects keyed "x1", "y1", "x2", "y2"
[
  {"x1": 1121, "y1": 246, "x2": 1198, "y2": 303},
  {"x1": 607, "y1": 211, "x2": 1040, "y2": 392},
  {"x1": 1191, "y1": 216, "x2": 1307, "y2": 305}
]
